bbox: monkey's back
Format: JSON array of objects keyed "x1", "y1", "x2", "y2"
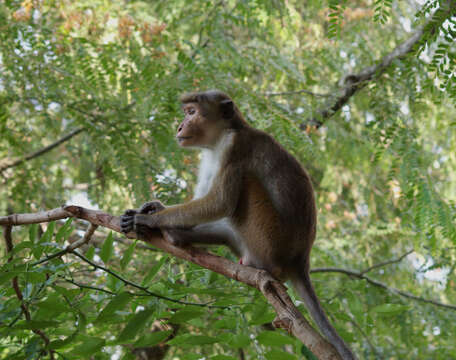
[{"x1": 228, "y1": 127, "x2": 317, "y2": 277}]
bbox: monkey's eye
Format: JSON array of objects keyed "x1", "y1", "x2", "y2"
[{"x1": 187, "y1": 108, "x2": 195, "y2": 115}]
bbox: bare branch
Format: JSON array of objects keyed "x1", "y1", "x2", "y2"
[
  {"x1": 360, "y1": 249, "x2": 414, "y2": 275},
  {"x1": 0, "y1": 207, "x2": 72, "y2": 225},
  {"x1": 310, "y1": 267, "x2": 456, "y2": 311},
  {"x1": 0, "y1": 128, "x2": 84, "y2": 173}
]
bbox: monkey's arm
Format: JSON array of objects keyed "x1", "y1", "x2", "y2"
[{"x1": 134, "y1": 164, "x2": 242, "y2": 229}]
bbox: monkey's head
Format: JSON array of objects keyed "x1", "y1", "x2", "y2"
[{"x1": 177, "y1": 90, "x2": 246, "y2": 148}]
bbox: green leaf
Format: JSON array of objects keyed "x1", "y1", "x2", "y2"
[
  {"x1": 167, "y1": 334, "x2": 218, "y2": 345},
  {"x1": 134, "y1": 330, "x2": 172, "y2": 347},
  {"x1": 142, "y1": 255, "x2": 168, "y2": 285},
  {"x1": 26, "y1": 271, "x2": 47, "y2": 283},
  {"x1": 371, "y1": 303, "x2": 410, "y2": 315},
  {"x1": 70, "y1": 337, "x2": 105, "y2": 356},
  {"x1": 265, "y1": 349, "x2": 298, "y2": 360},
  {"x1": 117, "y1": 308, "x2": 155, "y2": 342},
  {"x1": 120, "y1": 241, "x2": 136, "y2": 270},
  {"x1": 95, "y1": 292, "x2": 132, "y2": 323},
  {"x1": 169, "y1": 308, "x2": 206, "y2": 324},
  {"x1": 249, "y1": 310, "x2": 276, "y2": 325},
  {"x1": 39, "y1": 222, "x2": 55, "y2": 244},
  {"x1": 49, "y1": 332, "x2": 78, "y2": 350},
  {"x1": 257, "y1": 331, "x2": 295, "y2": 346},
  {"x1": 0, "y1": 271, "x2": 19, "y2": 285},
  {"x1": 214, "y1": 318, "x2": 237, "y2": 330},
  {"x1": 225, "y1": 333, "x2": 250, "y2": 348},
  {"x1": 55, "y1": 218, "x2": 73, "y2": 242},
  {"x1": 99, "y1": 232, "x2": 114, "y2": 263},
  {"x1": 85, "y1": 245, "x2": 95, "y2": 261},
  {"x1": 15, "y1": 320, "x2": 59, "y2": 329},
  {"x1": 10, "y1": 241, "x2": 34, "y2": 255},
  {"x1": 29, "y1": 224, "x2": 38, "y2": 243},
  {"x1": 210, "y1": 356, "x2": 237, "y2": 360},
  {"x1": 36, "y1": 295, "x2": 68, "y2": 316}
]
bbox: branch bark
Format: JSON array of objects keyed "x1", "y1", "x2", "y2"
[{"x1": 0, "y1": 206, "x2": 342, "y2": 360}]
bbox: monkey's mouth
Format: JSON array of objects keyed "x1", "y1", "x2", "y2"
[{"x1": 177, "y1": 136, "x2": 193, "y2": 142}]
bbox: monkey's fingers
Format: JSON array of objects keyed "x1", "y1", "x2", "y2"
[
  {"x1": 120, "y1": 215, "x2": 135, "y2": 233},
  {"x1": 123, "y1": 209, "x2": 138, "y2": 216}
]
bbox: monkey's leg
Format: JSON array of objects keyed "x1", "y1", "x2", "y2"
[{"x1": 166, "y1": 220, "x2": 241, "y2": 257}]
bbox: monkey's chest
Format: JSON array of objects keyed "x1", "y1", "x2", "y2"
[{"x1": 193, "y1": 151, "x2": 222, "y2": 199}]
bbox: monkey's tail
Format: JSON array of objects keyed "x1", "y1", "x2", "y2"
[{"x1": 292, "y1": 271, "x2": 357, "y2": 360}]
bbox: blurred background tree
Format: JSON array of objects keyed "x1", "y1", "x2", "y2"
[{"x1": 0, "y1": 0, "x2": 455, "y2": 359}]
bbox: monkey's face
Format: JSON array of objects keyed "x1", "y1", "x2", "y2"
[{"x1": 177, "y1": 103, "x2": 223, "y2": 149}]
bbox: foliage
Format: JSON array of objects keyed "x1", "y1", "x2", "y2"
[{"x1": 1, "y1": 0, "x2": 456, "y2": 359}]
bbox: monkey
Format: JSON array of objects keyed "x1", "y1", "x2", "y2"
[{"x1": 120, "y1": 90, "x2": 356, "y2": 360}]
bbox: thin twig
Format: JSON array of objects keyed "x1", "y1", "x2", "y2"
[
  {"x1": 70, "y1": 250, "x2": 214, "y2": 307},
  {"x1": 265, "y1": 89, "x2": 332, "y2": 98},
  {"x1": 347, "y1": 316, "x2": 379, "y2": 358},
  {"x1": 0, "y1": 128, "x2": 84, "y2": 173},
  {"x1": 32, "y1": 222, "x2": 98, "y2": 266},
  {"x1": 61, "y1": 277, "x2": 117, "y2": 295},
  {"x1": 310, "y1": 267, "x2": 456, "y2": 310},
  {"x1": 191, "y1": 0, "x2": 224, "y2": 59},
  {"x1": 360, "y1": 249, "x2": 414, "y2": 275}
]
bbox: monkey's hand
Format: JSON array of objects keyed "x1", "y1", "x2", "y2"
[
  {"x1": 120, "y1": 209, "x2": 138, "y2": 234},
  {"x1": 120, "y1": 210, "x2": 160, "y2": 237},
  {"x1": 120, "y1": 201, "x2": 166, "y2": 235}
]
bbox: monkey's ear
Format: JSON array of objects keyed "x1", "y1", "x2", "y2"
[{"x1": 220, "y1": 99, "x2": 234, "y2": 119}]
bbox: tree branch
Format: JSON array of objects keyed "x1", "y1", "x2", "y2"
[
  {"x1": 70, "y1": 250, "x2": 214, "y2": 307},
  {"x1": 32, "y1": 222, "x2": 98, "y2": 266},
  {"x1": 302, "y1": 18, "x2": 437, "y2": 128},
  {"x1": 265, "y1": 89, "x2": 333, "y2": 98},
  {"x1": 360, "y1": 249, "x2": 414, "y2": 275},
  {"x1": 310, "y1": 267, "x2": 456, "y2": 311},
  {"x1": 0, "y1": 127, "x2": 84, "y2": 173},
  {"x1": 1, "y1": 206, "x2": 342, "y2": 360}
]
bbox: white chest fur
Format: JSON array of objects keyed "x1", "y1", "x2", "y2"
[{"x1": 193, "y1": 133, "x2": 233, "y2": 199}]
